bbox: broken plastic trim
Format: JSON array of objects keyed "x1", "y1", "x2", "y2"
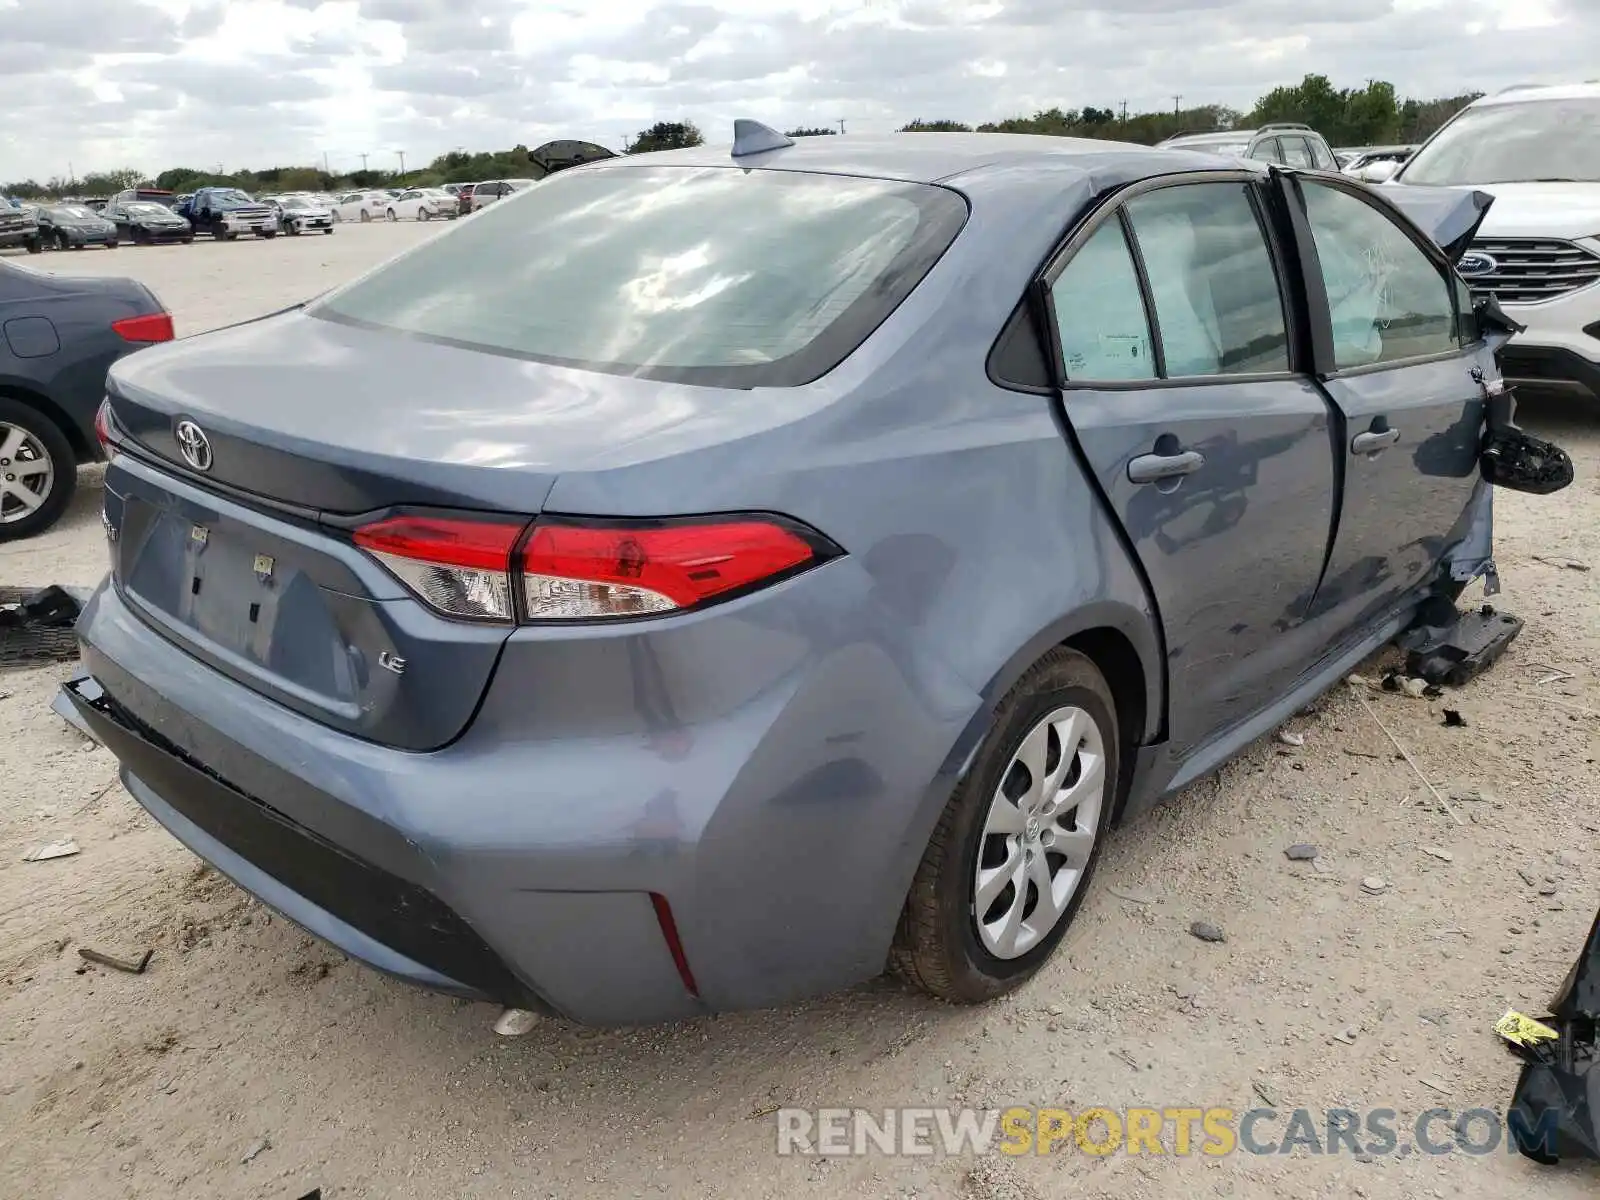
[
  {"x1": 1480, "y1": 379, "x2": 1575, "y2": 496},
  {"x1": 1508, "y1": 906, "x2": 1600, "y2": 1164}
]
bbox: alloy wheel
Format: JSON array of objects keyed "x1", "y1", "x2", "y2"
[
  {"x1": 0, "y1": 423, "x2": 55, "y2": 525},
  {"x1": 973, "y1": 705, "x2": 1106, "y2": 959}
]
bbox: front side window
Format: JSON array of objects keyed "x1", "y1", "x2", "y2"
[
  {"x1": 1300, "y1": 182, "x2": 1458, "y2": 369},
  {"x1": 1048, "y1": 219, "x2": 1156, "y2": 382},
  {"x1": 1123, "y1": 183, "x2": 1289, "y2": 376},
  {"x1": 312, "y1": 165, "x2": 968, "y2": 388}
]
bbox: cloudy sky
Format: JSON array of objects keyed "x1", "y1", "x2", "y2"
[{"x1": 4, "y1": 0, "x2": 1596, "y2": 181}]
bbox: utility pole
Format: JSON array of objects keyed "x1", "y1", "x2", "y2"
[
  {"x1": 323, "y1": 150, "x2": 330, "y2": 174},
  {"x1": 359, "y1": 152, "x2": 369, "y2": 173},
  {"x1": 395, "y1": 149, "x2": 406, "y2": 176},
  {"x1": 1119, "y1": 100, "x2": 1128, "y2": 123},
  {"x1": 1173, "y1": 95, "x2": 1182, "y2": 118},
  {"x1": 837, "y1": 118, "x2": 846, "y2": 134}
]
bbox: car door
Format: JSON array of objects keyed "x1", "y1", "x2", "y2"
[
  {"x1": 1041, "y1": 173, "x2": 1338, "y2": 756},
  {"x1": 1281, "y1": 173, "x2": 1491, "y2": 632}
]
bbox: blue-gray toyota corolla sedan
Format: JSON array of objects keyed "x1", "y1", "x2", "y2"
[{"x1": 61, "y1": 127, "x2": 1513, "y2": 1025}]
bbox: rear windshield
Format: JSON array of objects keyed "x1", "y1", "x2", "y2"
[{"x1": 310, "y1": 165, "x2": 969, "y2": 387}]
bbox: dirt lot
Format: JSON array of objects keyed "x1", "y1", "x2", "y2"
[{"x1": 1, "y1": 227, "x2": 1597, "y2": 1199}]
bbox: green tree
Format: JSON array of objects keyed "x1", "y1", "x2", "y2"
[
  {"x1": 900, "y1": 119, "x2": 973, "y2": 132},
  {"x1": 627, "y1": 121, "x2": 704, "y2": 154},
  {"x1": 786, "y1": 126, "x2": 837, "y2": 136}
]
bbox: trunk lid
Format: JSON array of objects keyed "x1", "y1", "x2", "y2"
[{"x1": 102, "y1": 307, "x2": 825, "y2": 748}]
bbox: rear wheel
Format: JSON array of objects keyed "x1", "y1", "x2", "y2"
[
  {"x1": 181, "y1": 236, "x2": 193, "y2": 245},
  {"x1": 25, "y1": 237, "x2": 41, "y2": 254},
  {"x1": 359, "y1": 210, "x2": 371, "y2": 223},
  {"x1": 55, "y1": 232, "x2": 69, "y2": 251},
  {"x1": 419, "y1": 208, "x2": 431, "y2": 221},
  {"x1": 386, "y1": 208, "x2": 397, "y2": 222},
  {"x1": 0, "y1": 399, "x2": 76, "y2": 542},
  {"x1": 892, "y1": 647, "x2": 1120, "y2": 1003},
  {"x1": 106, "y1": 240, "x2": 118, "y2": 249}
]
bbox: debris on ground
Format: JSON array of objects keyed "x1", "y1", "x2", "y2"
[
  {"x1": 0, "y1": 586, "x2": 85, "y2": 670},
  {"x1": 1532, "y1": 555, "x2": 1591, "y2": 572},
  {"x1": 22, "y1": 839, "x2": 80, "y2": 863},
  {"x1": 1348, "y1": 686, "x2": 1465, "y2": 824},
  {"x1": 1400, "y1": 603, "x2": 1525, "y2": 688},
  {"x1": 1361, "y1": 877, "x2": 1389, "y2": 895},
  {"x1": 78, "y1": 947, "x2": 154, "y2": 975},
  {"x1": 1381, "y1": 671, "x2": 1434, "y2": 699},
  {"x1": 241, "y1": 1137, "x2": 272, "y2": 1165},
  {"x1": 1285, "y1": 844, "x2": 1319, "y2": 862},
  {"x1": 1332, "y1": 1025, "x2": 1359, "y2": 1045},
  {"x1": 1506, "y1": 905, "x2": 1600, "y2": 1164},
  {"x1": 1189, "y1": 921, "x2": 1226, "y2": 943},
  {"x1": 1418, "y1": 1076, "x2": 1453, "y2": 1096},
  {"x1": 1276, "y1": 729, "x2": 1305, "y2": 747},
  {"x1": 1252, "y1": 1078, "x2": 1282, "y2": 1107},
  {"x1": 1108, "y1": 885, "x2": 1156, "y2": 905},
  {"x1": 492, "y1": 1008, "x2": 540, "y2": 1037},
  {"x1": 1442, "y1": 709, "x2": 1467, "y2": 728},
  {"x1": 1420, "y1": 846, "x2": 1455, "y2": 863}
]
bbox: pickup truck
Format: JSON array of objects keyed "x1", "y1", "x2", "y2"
[
  {"x1": 176, "y1": 188, "x2": 279, "y2": 240},
  {"x1": 0, "y1": 201, "x2": 42, "y2": 254}
]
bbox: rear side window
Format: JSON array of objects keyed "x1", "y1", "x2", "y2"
[
  {"x1": 1048, "y1": 219, "x2": 1156, "y2": 381},
  {"x1": 1250, "y1": 139, "x2": 1287, "y2": 165},
  {"x1": 312, "y1": 166, "x2": 968, "y2": 388},
  {"x1": 1280, "y1": 137, "x2": 1315, "y2": 168},
  {"x1": 1300, "y1": 182, "x2": 1458, "y2": 368},
  {"x1": 1123, "y1": 183, "x2": 1289, "y2": 376},
  {"x1": 1309, "y1": 139, "x2": 1336, "y2": 171}
]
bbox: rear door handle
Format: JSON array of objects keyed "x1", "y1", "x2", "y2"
[
  {"x1": 1351, "y1": 428, "x2": 1401, "y2": 454},
  {"x1": 1127, "y1": 449, "x2": 1205, "y2": 484}
]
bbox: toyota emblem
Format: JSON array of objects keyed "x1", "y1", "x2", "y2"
[{"x1": 175, "y1": 420, "x2": 213, "y2": 471}]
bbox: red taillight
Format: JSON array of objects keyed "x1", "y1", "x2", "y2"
[
  {"x1": 352, "y1": 511, "x2": 831, "y2": 624},
  {"x1": 353, "y1": 515, "x2": 527, "y2": 622},
  {"x1": 649, "y1": 893, "x2": 699, "y2": 997},
  {"x1": 111, "y1": 312, "x2": 174, "y2": 343},
  {"x1": 521, "y1": 518, "x2": 818, "y2": 620},
  {"x1": 94, "y1": 399, "x2": 115, "y2": 455}
]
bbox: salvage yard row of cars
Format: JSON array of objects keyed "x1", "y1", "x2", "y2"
[{"x1": 0, "y1": 177, "x2": 539, "y2": 252}]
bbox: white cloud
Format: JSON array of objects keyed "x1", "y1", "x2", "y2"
[{"x1": 1, "y1": 0, "x2": 1597, "y2": 180}]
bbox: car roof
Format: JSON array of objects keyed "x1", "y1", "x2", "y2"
[
  {"x1": 1475, "y1": 81, "x2": 1600, "y2": 106},
  {"x1": 598, "y1": 131, "x2": 1240, "y2": 186}
]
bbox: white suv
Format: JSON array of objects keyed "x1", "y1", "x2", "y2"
[{"x1": 1388, "y1": 83, "x2": 1600, "y2": 406}]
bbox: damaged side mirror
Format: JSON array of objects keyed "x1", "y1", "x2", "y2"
[{"x1": 1479, "y1": 379, "x2": 1575, "y2": 496}]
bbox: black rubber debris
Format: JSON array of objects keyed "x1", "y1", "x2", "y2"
[
  {"x1": 0, "y1": 586, "x2": 83, "y2": 670},
  {"x1": 1400, "y1": 603, "x2": 1524, "y2": 688}
]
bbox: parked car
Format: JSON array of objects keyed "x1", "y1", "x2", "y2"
[
  {"x1": 0, "y1": 258, "x2": 172, "y2": 539},
  {"x1": 332, "y1": 191, "x2": 392, "y2": 223},
  {"x1": 36, "y1": 205, "x2": 120, "y2": 250},
  {"x1": 104, "y1": 200, "x2": 194, "y2": 245},
  {"x1": 66, "y1": 128, "x2": 1528, "y2": 1026},
  {"x1": 268, "y1": 195, "x2": 335, "y2": 235},
  {"x1": 453, "y1": 183, "x2": 477, "y2": 216},
  {"x1": 0, "y1": 203, "x2": 42, "y2": 254},
  {"x1": 177, "y1": 188, "x2": 278, "y2": 239},
  {"x1": 460, "y1": 179, "x2": 536, "y2": 213},
  {"x1": 1159, "y1": 123, "x2": 1340, "y2": 170},
  {"x1": 1338, "y1": 145, "x2": 1416, "y2": 182},
  {"x1": 386, "y1": 188, "x2": 456, "y2": 221},
  {"x1": 110, "y1": 187, "x2": 178, "y2": 209},
  {"x1": 1386, "y1": 82, "x2": 1600, "y2": 406}
]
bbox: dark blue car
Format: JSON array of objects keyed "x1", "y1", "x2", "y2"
[
  {"x1": 0, "y1": 260, "x2": 172, "y2": 538},
  {"x1": 60, "y1": 128, "x2": 1536, "y2": 1025}
]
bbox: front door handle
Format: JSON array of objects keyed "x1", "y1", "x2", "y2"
[
  {"x1": 1127, "y1": 449, "x2": 1205, "y2": 484},
  {"x1": 1351, "y1": 428, "x2": 1401, "y2": 455}
]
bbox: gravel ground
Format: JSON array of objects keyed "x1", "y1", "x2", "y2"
[{"x1": 0, "y1": 225, "x2": 1596, "y2": 1199}]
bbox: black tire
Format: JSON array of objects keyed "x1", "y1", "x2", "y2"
[
  {"x1": 322, "y1": 227, "x2": 333, "y2": 234},
  {"x1": 181, "y1": 236, "x2": 193, "y2": 245},
  {"x1": 0, "y1": 397, "x2": 77, "y2": 542},
  {"x1": 133, "y1": 228, "x2": 148, "y2": 245},
  {"x1": 359, "y1": 210, "x2": 371, "y2": 223},
  {"x1": 419, "y1": 208, "x2": 431, "y2": 221},
  {"x1": 891, "y1": 647, "x2": 1121, "y2": 1003},
  {"x1": 25, "y1": 237, "x2": 42, "y2": 254},
  {"x1": 55, "y1": 232, "x2": 69, "y2": 251},
  {"x1": 106, "y1": 241, "x2": 118, "y2": 249},
  {"x1": 386, "y1": 209, "x2": 397, "y2": 222}
]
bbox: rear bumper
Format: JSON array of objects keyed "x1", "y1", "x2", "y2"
[{"x1": 68, "y1": 570, "x2": 980, "y2": 1025}]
